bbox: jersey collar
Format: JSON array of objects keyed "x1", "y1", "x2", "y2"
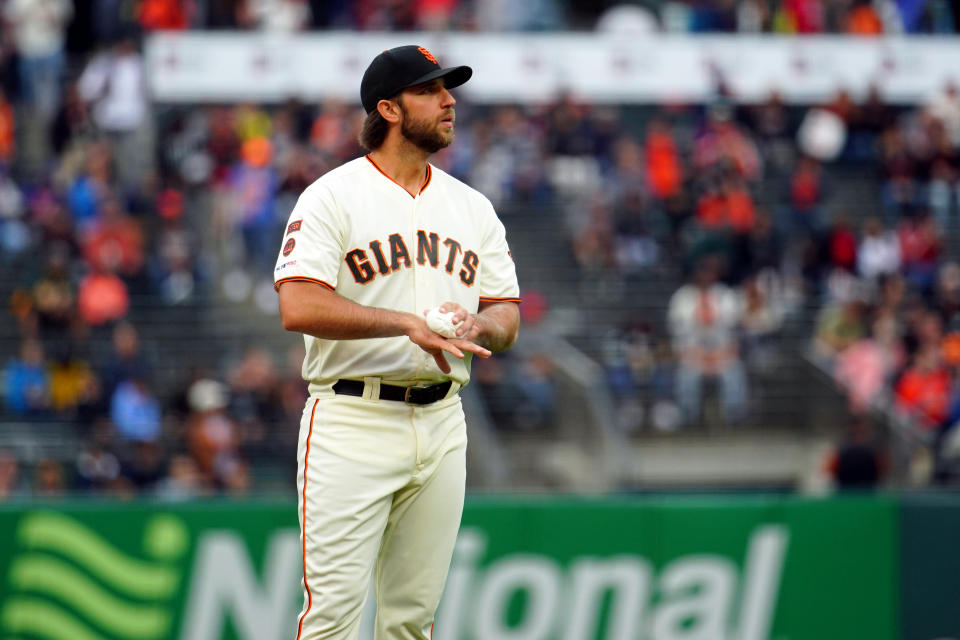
[{"x1": 365, "y1": 154, "x2": 432, "y2": 199}]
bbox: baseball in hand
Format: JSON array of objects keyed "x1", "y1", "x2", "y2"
[{"x1": 424, "y1": 307, "x2": 463, "y2": 338}]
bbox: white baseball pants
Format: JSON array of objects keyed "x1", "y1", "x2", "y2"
[{"x1": 294, "y1": 385, "x2": 467, "y2": 640}]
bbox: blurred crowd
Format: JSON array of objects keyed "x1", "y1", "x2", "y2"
[
  {"x1": 13, "y1": 0, "x2": 959, "y2": 35},
  {"x1": 2, "y1": 1, "x2": 960, "y2": 498}
]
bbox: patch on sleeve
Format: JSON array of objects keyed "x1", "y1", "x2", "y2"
[
  {"x1": 287, "y1": 219, "x2": 302, "y2": 235},
  {"x1": 275, "y1": 260, "x2": 297, "y2": 272},
  {"x1": 283, "y1": 237, "x2": 296, "y2": 257}
]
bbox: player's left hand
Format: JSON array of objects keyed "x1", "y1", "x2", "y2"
[{"x1": 434, "y1": 302, "x2": 483, "y2": 343}]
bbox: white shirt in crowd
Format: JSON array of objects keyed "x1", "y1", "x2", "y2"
[
  {"x1": 3, "y1": 0, "x2": 72, "y2": 58},
  {"x1": 858, "y1": 230, "x2": 901, "y2": 280},
  {"x1": 668, "y1": 282, "x2": 744, "y2": 355},
  {"x1": 78, "y1": 51, "x2": 148, "y2": 133}
]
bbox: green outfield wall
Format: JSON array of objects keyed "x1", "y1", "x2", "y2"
[{"x1": 0, "y1": 495, "x2": 955, "y2": 640}]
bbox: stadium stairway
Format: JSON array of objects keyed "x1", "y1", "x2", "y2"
[{"x1": 486, "y1": 166, "x2": 863, "y2": 490}]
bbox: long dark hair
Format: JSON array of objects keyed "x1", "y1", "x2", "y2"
[{"x1": 358, "y1": 109, "x2": 390, "y2": 151}]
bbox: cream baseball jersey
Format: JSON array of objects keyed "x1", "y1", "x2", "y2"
[{"x1": 274, "y1": 155, "x2": 521, "y2": 390}]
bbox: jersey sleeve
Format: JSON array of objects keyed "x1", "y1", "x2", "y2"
[
  {"x1": 477, "y1": 199, "x2": 522, "y2": 305},
  {"x1": 274, "y1": 183, "x2": 345, "y2": 292}
]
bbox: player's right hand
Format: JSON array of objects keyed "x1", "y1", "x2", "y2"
[{"x1": 405, "y1": 315, "x2": 491, "y2": 374}]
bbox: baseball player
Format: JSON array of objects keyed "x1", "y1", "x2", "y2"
[{"x1": 274, "y1": 45, "x2": 521, "y2": 640}]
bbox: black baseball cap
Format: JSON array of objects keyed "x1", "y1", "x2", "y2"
[{"x1": 360, "y1": 45, "x2": 472, "y2": 115}]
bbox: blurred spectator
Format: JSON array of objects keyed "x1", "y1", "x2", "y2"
[
  {"x1": 148, "y1": 188, "x2": 203, "y2": 303},
  {"x1": 778, "y1": 0, "x2": 825, "y2": 33},
  {"x1": 825, "y1": 214, "x2": 858, "y2": 273},
  {"x1": 797, "y1": 107, "x2": 847, "y2": 163},
  {"x1": 694, "y1": 103, "x2": 762, "y2": 182},
  {"x1": 0, "y1": 167, "x2": 26, "y2": 253},
  {"x1": 750, "y1": 91, "x2": 794, "y2": 171},
  {"x1": 100, "y1": 322, "x2": 147, "y2": 398},
  {"x1": 77, "y1": 262, "x2": 130, "y2": 326},
  {"x1": 857, "y1": 217, "x2": 901, "y2": 280},
  {"x1": 850, "y1": 85, "x2": 892, "y2": 159},
  {"x1": 512, "y1": 351, "x2": 558, "y2": 430},
  {"x1": 602, "y1": 321, "x2": 655, "y2": 431},
  {"x1": 74, "y1": 419, "x2": 122, "y2": 491},
  {"x1": 645, "y1": 117, "x2": 684, "y2": 203},
  {"x1": 688, "y1": 0, "x2": 738, "y2": 31},
  {"x1": 740, "y1": 271, "x2": 786, "y2": 371},
  {"x1": 0, "y1": 449, "x2": 20, "y2": 499},
  {"x1": 66, "y1": 140, "x2": 115, "y2": 232},
  {"x1": 120, "y1": 441, "x2": 166, "y2": 490},
  {"x1": 896, "y1": 342, "x2": 953, "y2": 429},
  {"x1": 731, "y1": 211, "x2": 779, "y2": 284},
  {"x1": 227, "y1": 347, "x2": 281, "y2": 450},
  {"x1": 155, "y1": 454, "x2": 207, "y2": 500},
  {"x1": 185, "y1": 378, "x2": 244, "y2": 490},
  {"x1": 276, "y1": 343, "x2": 309, "y2": 424},
  {"x1": 880, "y1": 127, "x2": 919, "y2": 220},
  {"x1": 110, "y1": 374, "x2": 162, "y2": 442},
  {"x1": 234, "y1": 103, "x2": 272, "y2": 142},
  {"x1": 81, "y1": 196, "x2": 145, "y2": 277},
  {"x1": 223, "y1": 135, "x2": 279, "y2": 272},
  {"x1": 138, "y1": 0, "x2": 190, "y2": 31},
  {"x1": 50, "y1": 83, "x2": 93, "y2": 156},
  {"x1": 695, "y1": 175, "x2": 757, "y2": 235},
  {"x1": 30, "y1": 246, "x2": 76, "y2": 341},
  {"x1": 934, "y1": 262, "x2": 960, "y2": 323},
  {"x1": 787, "y1": 155, "x2": 824, "y2": 233},
  {"x1": 926, "y1": 81, "x2": 960, "y2": 147},
  {"x1": 927, "y1": 158, "x2": 956, "y2": 228},
  {"x1": 33, "y1": 458, "x2": 65, "y2": 496},
  {"x1": 834, "y1": 312, "x2": 905, "y2": 414},
  {"x1": 0, "y1": 88, "x2": 14, "y2": 163},
  {"x1": 898, "y1": 211, "x2": 941, "y2": 294},
  {"x1": 77, "y1": 37, "x2": 153, "y2": 191},
  {"x1": 3, "y1": 338, "x2": 50, "y2": 415},
  {"x1": 846, "y1": 0, "x2": 884, "y2": 34},
  {"x1": 668, "y1": 255, "x2": 748, "y2": 425},
  {"x1": 3, "y1": 0, "x2": 72, "y2": 117},
  {"x1": 572, "y1": 198, "x2": 616, "y2": 273},
  {"x1": 813, "y1": 290, "x2": 868, "y2": 362},
  {"x1": 247, "y1": 0, "x2": 311, "y2": 31},
  {"x1": 48, "y1": 348, "x2": 99, "y2": 416},
  {"x1": 829, "y1": 418, "x2": 885, "y2": 489}
]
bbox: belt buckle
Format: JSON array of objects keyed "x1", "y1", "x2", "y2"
[{"x1": 404, "y1": 384, "x2": 432, "y2": 405}]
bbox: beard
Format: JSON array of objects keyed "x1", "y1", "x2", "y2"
[{"x1": 400, "y1": 107, "x2": 454, "y2": 154}]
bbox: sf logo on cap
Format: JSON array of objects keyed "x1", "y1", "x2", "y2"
[{"x1": 418, "y1": 47, "x2": 438, "y2": 64}]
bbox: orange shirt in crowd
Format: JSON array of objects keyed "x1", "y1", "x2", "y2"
[
  {"x1": 83, "y1": 219, "x2": 145, "y2": 276},
  {"x1": 847, "y1": 6, "x2": 883, "y2": 35},
  {"x1": 139, "y1": 0, "x2": 188, "y2": 30},
  {"x1": 895, "y1": 366, "x2": 951, "y2": 427},
  {"x1": 696, "y1": 189, "x2": 756, "y2": 233},
  {"x1": 0, "y1": 98, "x2": 14, "y2": 162},
  {"x1": 726, "y1": 188, "x2": 756, "y2": 233},
  {"x1": 77, "y1": 272, "x2": 129, "y2": 326},
  {"x1": 645, "y1": 131, "x2": 683, "y2": 200}
]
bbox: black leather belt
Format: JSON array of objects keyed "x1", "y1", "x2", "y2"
[{"x1": 332, "y1": 379, "x2": 453, "y2": 405}]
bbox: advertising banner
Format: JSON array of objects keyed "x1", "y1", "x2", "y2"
[
  {"x1": 0, "y1": 496, "x2": 898, "y2": 640},
  {"x1": 899, "y1": 494, "x2": 960, "y2": 640},
  {"x1": 146, "y1": 33, "x2": 960, "y2": 105}
]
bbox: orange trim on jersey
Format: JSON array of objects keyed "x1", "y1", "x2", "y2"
[
  {"x1": 479, "y1": 295, "x2": 523, "y2": 304},
  {"x1": 275, "y1": 276, "x2": 336, "y2": 292},
  {"x1": 296, "y1": 398, "x2": 320, "y2": 640},
  {"x1": 420, "y1": 163, "x2": 432, "y2": 193},
  {"x1": 365, "y1": 154, "x2": 432, "y2": 198}
]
